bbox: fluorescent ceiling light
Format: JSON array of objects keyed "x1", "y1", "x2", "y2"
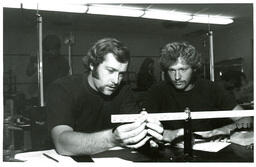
[
  {"x1": 3, "y1": 2, "x2": 234, "y2": 25},
  {"x1": 87, "y1": 5, "x2": 144, "y2": 17},
  {"x1": 189, "y1": 15, "x2": 233, "y2": 25},
  {"x1": 3, "y1": 0, "x2": 86, "y2": 6},
  {"x1": 143, "y1": 10, "x2": 233, "y2": 25},
  {"x1": 3, "y1": 0, "x2": 21, "y2": 8},
  {"x1": 40, "y1": 4, "x2": 87, "y2": 13},
  {"x1": 3, "y1": 0, "x2": 88, "y2": 13},
  {"x1": 142, "y1": 9, "x2": 192, "y2": 22},
  {"x1": 23, "y1": 3, "x2": 88, "y2": 13}
]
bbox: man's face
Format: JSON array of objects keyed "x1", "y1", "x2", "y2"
[
  {"x1": 167, "y1": 57, "x2": 194, "y2": 91},
  {"x1": 89, "y1": 53, "x2": 128, "y2": 95}
]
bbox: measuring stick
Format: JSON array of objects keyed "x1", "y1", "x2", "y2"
[{"x1": 111, "y1": 110, "x2": 254, "y2": 123}]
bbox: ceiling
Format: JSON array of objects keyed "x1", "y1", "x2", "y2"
[{"x1": 3, "y1": 3, "x2": 253, "y2": 36}]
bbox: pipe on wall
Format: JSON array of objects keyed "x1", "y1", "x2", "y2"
[
  {"x1": 208, "y1": 31, "x2": 215, "y2": 82},
  {"x1": 37, "y1": 14, "x2": 45, "y2": 107}
]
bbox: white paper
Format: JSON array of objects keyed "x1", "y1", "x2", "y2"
[
  {"x1": 176, "y1": 140, "x2": 231, "y2": 152},
  {"x1": 91, "y1": 157, "x2": 133, "y2": 163},
  {"x1": 14, "y1": 149, "x2": 76, "y2": 163},
  {"x1": 193, "y1": 142, "x2": 231, "y2": 152}
]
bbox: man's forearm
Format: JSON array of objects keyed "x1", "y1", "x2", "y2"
[
  {"x1": 163, "y1": 128, "x2": 183, "y2": 142},
  {"x1": 55, "y1": 129, "x2": 116, "y2": 156},
  {"x1": 211, "y1": 104, "x2": 250, "y2": 136},
  {"x1": 211, "y1": 123, "x2": 236, "y2": 136},
  {"x1": 211, "y1": 117, "x2": 253, "y2": 136}
]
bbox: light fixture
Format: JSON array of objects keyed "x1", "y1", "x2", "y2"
[
  {"x1": 2, "y1": 0, "x2": 21, "y2": 8},
  {"x1": 87, "y1": 4, "x2": 144, "y2": 17},
  {"x1": 142, "y1": 9, "x2": 233, "y2": 25},
  {"x1": 142, "y1": 9, "x2": 192, "y2": 22},
  {"x1": 3, "y1": 0, "x2": 88, "y2": 13},
  {"x1": 219, "y1": 71, "x2": 223, "y2": 77},
  {"x1": 23, "y1": 3, "x2": 88, "y2": 13},
  {"x1": 3, "y1": 2, "x2": 234, "y2": 25},
  {"x1": 189, "y1": 14, "x2": 233, "y2": 25}
]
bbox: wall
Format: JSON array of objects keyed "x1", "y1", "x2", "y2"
[
  {"x1": 3, "y1": 16, "x2": 253, "y2": 99},
  {"x1": 3, "y1": 25, "x2": 180, "y2": 98},
  {"x1": 214, "y1": 23, "x2": 253, "y2": 81}
]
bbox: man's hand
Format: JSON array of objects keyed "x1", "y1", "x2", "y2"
[
  {"x1": 142, "y1": 111, "x2": 164, "y2": 148},
  {"x1": 146, "y1": 116, "x2": 164, "y2": 141},
  {"x1": 235, "y1": 117, "x2": 253, "y2": 129},
  {"x1": 112, "y1": 111, "x2": 166, "y2": 149},
  {"x1": 195, "y1": 117, "x2": 253, "y2": 139},
  {"x1": 112, "y1": 116, "x2": 150, "y2": 149}
]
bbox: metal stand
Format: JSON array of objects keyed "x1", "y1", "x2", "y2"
[
  {"x1": 64, "y1": 32, "x2": 75, "y2": 75},
  {"x1": 184, "y1": 107, "x2": 193, "y2": 159},
  {"x1": 36, "y1": 13, "x2": 44, "y2": 107},
  {"x1": 208, "y1": 30, "x2": 215, "y2": 82},
  {"x1": 175, "y1": 107, "x2": 199, "y2": 162},
  {"x1": 29, "y1": 11, "x2": 49, "y2": 150}
]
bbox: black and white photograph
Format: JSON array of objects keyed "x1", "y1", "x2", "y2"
[{"x1": 1, "y1": 0, "x2": 255, "y2": 165}]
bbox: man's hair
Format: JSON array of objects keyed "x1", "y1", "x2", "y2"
[
  {"x1": 159, "y1": 42, "x2": 201, "y2": 71},
  {"x1": 84, "y1": 38, "x2": 130, "y2": 70}
]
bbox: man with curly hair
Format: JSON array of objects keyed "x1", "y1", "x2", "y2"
[{"x1": 144, "y1": 41, "x2": 251, "y2": 143}]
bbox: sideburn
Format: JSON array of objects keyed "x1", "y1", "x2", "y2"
[{"x1": 91, "y1": 67, "x2": 99, "y2": 79}]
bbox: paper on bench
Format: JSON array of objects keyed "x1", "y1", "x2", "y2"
[
  {"x1": 176, "y1": 141, "x2": 231, "y2": 152},
  {"x1": 14, "y1": 149, "x2": 76, "y2": 163},
  {"x1": 193, "y1": 142, "x2": 231, "y2": 152},
  {"x1": 91, "y1": 157, "x2": 133, "y2": 163}
]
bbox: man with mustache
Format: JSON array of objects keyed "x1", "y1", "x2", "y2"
[
  {"x1": 144, "y1": 41, "x2": 252, "y2": 143},
  {"x1": 46, "y1": 38, "x2": 163, "y2": 156}
]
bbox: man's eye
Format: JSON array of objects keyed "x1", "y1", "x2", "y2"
[
  {"x1": 107, "y1": 69, "x2": 114, "y2": 73},
  {"x1": 180, "y1": 68, "x2": 187, "y2": 72}
]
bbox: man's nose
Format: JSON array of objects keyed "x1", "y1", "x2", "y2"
[
  {"x1": 175, "y1": 71, "x2": 181, "y2": 80},
  {"x1": 111, "y1": 73, "x2": 119, "y2": 85}
]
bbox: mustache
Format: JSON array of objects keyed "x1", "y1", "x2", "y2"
[
  {"x1": 106, "y1": 84, "x2": 118, "y2": 88},
  {"x1": 174, "y1": 81, "x2": 185, "y2": 83}
]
